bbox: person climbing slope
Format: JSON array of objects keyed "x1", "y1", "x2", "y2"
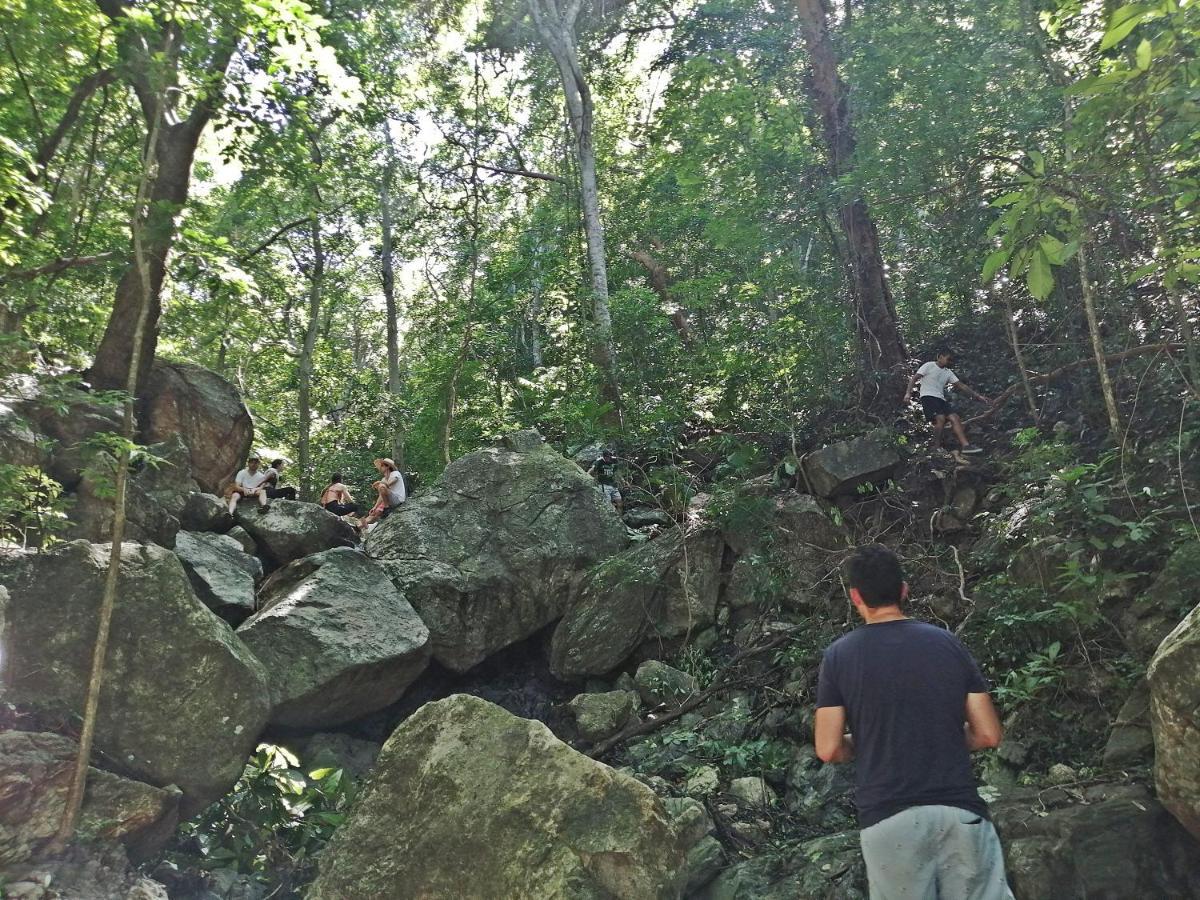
[
  {"x1": 360, "y1": 457, "x2": 405, "y2": 533},
  {"x1": 588, "y1": 448, "x2": 623, "y2": 514},
  {"x1": 815, "y1": 545, "x2": 1013, "y2": 900},
  {"x1": 904, "y1": 347, "x2": 990, "y2": 455}
]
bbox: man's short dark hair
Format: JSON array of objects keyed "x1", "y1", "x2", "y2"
[
  {"x1": 935, "y1": 346, "x2": 954, "y2": 359},
  {"x1": 272, "y1": 458, "x2": 285, "y2": 468},
  {"x1": 329, "y1": 472, "x2": 343, "y2": 484},
  {"x1": 845, "y1": 544, "x2": 905, "y2": 607}
]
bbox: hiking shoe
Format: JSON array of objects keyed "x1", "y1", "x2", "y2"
[{"x1": 960, "y1": 445, "x2": 984, "y2": 454}]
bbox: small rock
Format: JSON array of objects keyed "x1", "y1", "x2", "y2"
[
  {"x1": 634, "y1": 660, "x2": 697, "y2": 707},
  {"x1": 623, "y1": 507, "x2": 674, "y2": 529},
  {"x1": 568, "y1": 690, "x2": 639, "y2": 743},
  {"x1": 729, "y1": 775, "x2": 777, "y2": 809},
  {"x1": 686, "y1": 765, "x2": 720, "y2": 797},
  {"x1": 729, "y1": 819, "x2": 770, "y2": 844},
  {"x1": 661, "y1": 796, "x2": 714, "y2": 848},
  {"x1": 1047, "y1": 763, "x2": 1078, "y2": 785}
]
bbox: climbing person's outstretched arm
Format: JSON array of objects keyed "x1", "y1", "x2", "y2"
[
  {"x1": 951, "y1": 380, "x2": 990, "y2": 405},
  {"x1": 814, "y1": 705, "x2": 855, "y2": 763}
]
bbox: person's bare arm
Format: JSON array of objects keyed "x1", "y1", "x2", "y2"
[
  {"x1": 951, "y1": 380, "x2": 990, "y2": 404},
  {"x1": 964, "y1": 692, "x2": 1003, "y2": 751},
  {"x1": 815, "y1": 706, "x2": 855, "y2": 763},
  {"x1": 903, "y1": 371, "x2": 919, "y2": 403}
]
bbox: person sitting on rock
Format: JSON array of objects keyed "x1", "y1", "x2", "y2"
[
  {"x1": 226, "y1": 455, "x2": 272, "y2": 514},
  {"x1": 264, "y1": 458, "x2": 298, "y2": 501},
  {"x1": 320, "y1": 472, "x2": 358, "y2": 517},
  {"x1": 359, "y1": 458, "x2": 406, "y2": 533},
  {"x1": 588, "y1": 448, "x2": 623, "y2": 514},
  {"x1": 903, "y1": 347, "x2": 990, "y2": 456}
]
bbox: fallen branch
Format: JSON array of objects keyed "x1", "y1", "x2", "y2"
[
  {"x1": 587, "y1": 630, "x2": 796, "y2": 758},
  {"x1": 965, "y1": 343, "x2": 1184, "y2": 427}
]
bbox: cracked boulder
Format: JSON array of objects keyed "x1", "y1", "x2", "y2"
[
  {"x1": 139, "y1": 360, "x2": 253, "y2": 494},
  {"x1": 308, "y1": 695, "x2": 685, "y2": 899},
  {"x1": 173, "y1": 530, "x2": 262, "y2": 623},
  {"x1": 0, "y1": 730, "x2": 180, "y2": 866},
  {"x1": 233, "y1": 500, "x2": 358, "y2": 568},
  {"x1": 368, "y1": 436, "x2": 626, "y2": 672},
  {"x1": 237, "y1": 548, "x2": 430, "y2": 729},
  {"x1": 0, "y1": 541, "x2": 270, "y2": 816}
]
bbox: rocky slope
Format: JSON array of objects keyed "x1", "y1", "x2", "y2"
[{"x1": 1, "y1": 362, "x2": 1198, "y2": 899}]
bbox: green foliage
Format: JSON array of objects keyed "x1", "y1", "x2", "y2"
[
  {"x1": 174, "y1": 744, "x2": 355, "y2": 894},
  {"x1": 0, "y1": 463, "x2": 69, "y2": 548}
]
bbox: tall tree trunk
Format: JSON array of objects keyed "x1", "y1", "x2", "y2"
[
  {"x1": 297, "y1": 211, "x2": 324, "y2": 500},
  {"x1": 88, "y1": 2, "x2": 236, "y2": 393},
  {"x1": 379, "y1": 124, "x2": 406, "y2": 468},
  {"x1": 527, "y1": 0, "x2": 622, "y2": 425},
  {"x1": 794, "y1": 0, "x2": 907, "y2": 406}
]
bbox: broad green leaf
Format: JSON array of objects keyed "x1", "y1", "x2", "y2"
[
  {"x1": 1038, "y1": 235, "x2": 1069, "y2": 266},
  {"x1": 991, "y1": 191, "x2": 1026, "y2": 208},
  {"x1": 1027, "y1": 248, "x2": 1054, "y2": 299},
  {"x1": 1099, "y1": 4, "x2": 1153, "y2": 50},
  {"x1": 1136, "y1": 38, "x2": 1152, "y2": 70},
  {"x1": 981, "y1": 249, "x2": 1011, "y2": 282}
]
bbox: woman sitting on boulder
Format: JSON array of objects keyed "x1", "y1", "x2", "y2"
[
  {"x1": 359, "y1": 458, "x2": 405, "y2": 533},
  {"x1": 320, "y1": 472, "x2": 358, "y2": 518}
]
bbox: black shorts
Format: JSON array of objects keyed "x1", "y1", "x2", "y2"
[{"x1": 920, "y1": 395, "x2": 955, "y2": 422}]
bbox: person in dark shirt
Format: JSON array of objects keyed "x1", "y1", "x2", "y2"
[
  {"x1": 815, "y1": 544, "x2": 1012, "y2": 899},
  {"x1": 587, "y1": 448, "x2": 623, "y2": 513}
]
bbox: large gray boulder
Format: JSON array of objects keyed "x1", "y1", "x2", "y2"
[
  {"x1": 1148, "y1": 597, "x2": 1200, "y2": 840},
  {"x1": 62, "y1": 434, "x2": 198, "y2": 548},
  {"x1": 237, "y1": 548, "x2": 430, "y2": 729},
  {"x1": 174, "y1": 530, "x2": 262, "y2": 622},
  {"x1": 139, "y1": 359, "x2": 253, "y2": 494},
  {"x1": 550, "y1": 528, "x2": 722, "y2": 679},
  {"x1": 0, "y1": 541, "x2": 271, "y2": 815},
  {"x1": 801, "y1": 430, "x2": 899, "y2": 498},
  {"x1": 993, "y1": 783, "x2": 1200, "y2": 898},
  {"x1": 0, "y1": 730, "x2": 180, "y2": 866},
  {"x1": 368, "y1": 439, "x2": 627, "y2": 672},
  {"x1": 308, "y1": 695, "x2": 685, "y2": 899},
  {"x1": 233, "y1": 500, "x2": 357, "y2": 568}
]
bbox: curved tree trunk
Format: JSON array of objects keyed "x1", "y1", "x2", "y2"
[
  {"x1": 527, "y1": 0, "x2": 622, "y2": 425},
  {"x1": 794, "y1": 0, "x2": 907, "y2": 407}
]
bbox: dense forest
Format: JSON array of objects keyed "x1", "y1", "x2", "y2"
[
  {"x1": 2, "y1": 0, "x2": 1200, "y2": 898},
  {"x1": 2, "y1": 0, "x2": 1194, "y2": 484}
]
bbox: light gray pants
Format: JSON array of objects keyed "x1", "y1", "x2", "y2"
[{"x1": 859, "y1": 805, "x2": 1014, "y2": 900}]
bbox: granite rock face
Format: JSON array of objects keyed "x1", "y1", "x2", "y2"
[
  {"x1": 173, "y1": 530, "x2": 262, "y2": 622},
  {"x1": 139, "y1": 360, "x2": 253, "y2": 494},
  {"x1": 308, "y1": 695, "x2": 686, "y2": 899},
  {"x1": 233, "y1": 500, "x2": 357, "y2": 568},
  {"x1": 238, "y1": 548, "x2": 430, "y2": 729},
  {"x1": 1147, "y1": 597, "x2": 1200, "y2": 841},
  {"x1": 368, "y1": 438, "x2": 627, "y2": 672},
  {"x1": 0, "y1": 541, "x2": 270, "y2": 816},
  {"x1": 801, "y1": 430, "x2": 900, "y2": 498},
  {"x1": 0, "y1": 731, "x2": 180, "y2": 866}
]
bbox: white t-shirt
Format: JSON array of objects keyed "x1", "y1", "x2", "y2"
[
  {"x1": 235, "y1": 467, "x2": 271, "y2": 491},
  {"x1": 383, "y1": 470, "x2": 406, "y2": 506},
  {"x1": 916, "y1": 361, "x2": 959, "y2": 399}
]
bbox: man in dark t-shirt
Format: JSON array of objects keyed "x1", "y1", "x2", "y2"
[
  {"x1": 588, "y1": 449, "x2": 622, "y2": 513},
  {"x1": 815, "y1": 544, "x2": 1013, "y2": 899}
]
